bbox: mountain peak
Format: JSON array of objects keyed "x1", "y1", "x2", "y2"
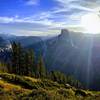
[
  {"x1": 59, "y1": 29, "x2": 70, "y2": 38},
  {"x1": 61, "y1": 29, "x2": 69, "y2": 34}
]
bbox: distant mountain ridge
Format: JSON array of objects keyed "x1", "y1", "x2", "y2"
[
  {"x1": 45, "y1": 29, "x2": 100, "y2": 90},
  {"x1": 1, "y1": 30, "x2": 100, "y2": 90}
]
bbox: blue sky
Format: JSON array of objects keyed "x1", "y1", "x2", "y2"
[{"x1": 0, "y1": 0, "x2": 100, "y2": 36}]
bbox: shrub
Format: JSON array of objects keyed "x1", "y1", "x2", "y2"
[
  {"x1": 57, "y1": 88, "x2": 74, "y2": 98},
  {"x1": 75, "y1": 89, "x2": 87, "y2": 97}
]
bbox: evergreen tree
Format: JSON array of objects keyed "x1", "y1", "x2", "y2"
[
  {"x1": 11, "y1": 42, "x2": 19, "y2": 74},
  {"x1": 11, "y1": 42, "x2": 36, "y2": 76},
  {"x1": 11, "y1": 42, "x2": 24, "y2": 75},
  {"x1": 26, "y1": 49, "x2": 35, "y2": 76},
  {"x1": 37, "y1": 55, "x2": 46, "y2": 78},
  {"x1": 19, "y1": 50, "x2": 26, "y2": 75}
]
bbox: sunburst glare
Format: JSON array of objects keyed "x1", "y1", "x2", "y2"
[{"x1": 81, "y1": 13, "x2": 100, "y2": 34}]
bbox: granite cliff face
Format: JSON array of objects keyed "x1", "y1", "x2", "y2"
[
  {"x1": 45, "y1": 29, "x2": 100, "y2": 90},
  {"x1": 1, "y1": 30, "x2": 100, "y2": 90}
]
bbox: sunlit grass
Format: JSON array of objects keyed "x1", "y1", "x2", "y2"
[
  {"x1": 0, "y1": 72, "x2": 100, "y2": 99},
  {"x1": 0, "y1": 80, "x2": 21, "y2": 91},
  {"x1": 24, "y1": 76, "x2": 40, "y2": 82}
]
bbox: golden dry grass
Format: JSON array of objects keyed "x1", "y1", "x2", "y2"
[
  {"x1": 24, "y1": 76, "x2": 41, "y2": 82},
  {"x1": 0, "y1": 80, "x2": 21, "y2": 91}
]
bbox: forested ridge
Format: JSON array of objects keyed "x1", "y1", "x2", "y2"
[
  {"x1": 0, "y1": 42, "x2": 82, "y2": 88},
  {"x1": 0, "y1": 42, "x2": 100, "y2": 99}
]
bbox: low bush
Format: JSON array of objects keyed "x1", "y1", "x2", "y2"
[{"x1": 75, "y1": 89, "x2": 87, "y2": 97}]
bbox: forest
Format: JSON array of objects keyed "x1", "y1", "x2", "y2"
[{"x1": 0, "y1": 42, "x2": 82, "y2": 88}]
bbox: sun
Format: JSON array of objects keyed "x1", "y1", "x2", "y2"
[{"x1": 81, "y1": 13, "x2": 100, "y2": 34}]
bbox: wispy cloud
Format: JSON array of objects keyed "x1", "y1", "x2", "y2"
[
  {"x1": 24, "y1": 0, "x2": 39, "y2": 5},
  {"x1": 1, "y1": 0, "x2": 100, "y2": 35},
  {"x1": 53, "y1": 0, "x2": 100, "y2": 26}
]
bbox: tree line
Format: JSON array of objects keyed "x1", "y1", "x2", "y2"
[
  {"x1": 0, "y1": 42, "x2": 82, "y2": 88},
  {"x1": 9, "y1": 42, "x2": 46, "y2": 78}
]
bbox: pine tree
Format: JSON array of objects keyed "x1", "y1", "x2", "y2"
[
  {"x1": 37, "y1": 55, "x2": 46, "y2": 78},
  {"x1": 11, "y1": 42, "x2": 24, "y2": 75},
  {"x1": 11, "y1": 42, "x2": 18, "y2": 74},
  {"x1": 19, "y1": 50, "x2": 26, "y2": 75},
  {"x1": 25, "y1": 49, "x2": 35, "y2": 76}
]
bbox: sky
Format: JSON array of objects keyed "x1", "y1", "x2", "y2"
[{"x1": 0, "y1": 0, "x2": 100, "y2": 36}]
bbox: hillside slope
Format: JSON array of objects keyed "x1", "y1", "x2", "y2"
[
  {"x1": 1, "y1": 30, "x2": 100, "y2": 90},
  {"x1": 0, "y1": 73, "x2": 99, "y2": 100}
]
